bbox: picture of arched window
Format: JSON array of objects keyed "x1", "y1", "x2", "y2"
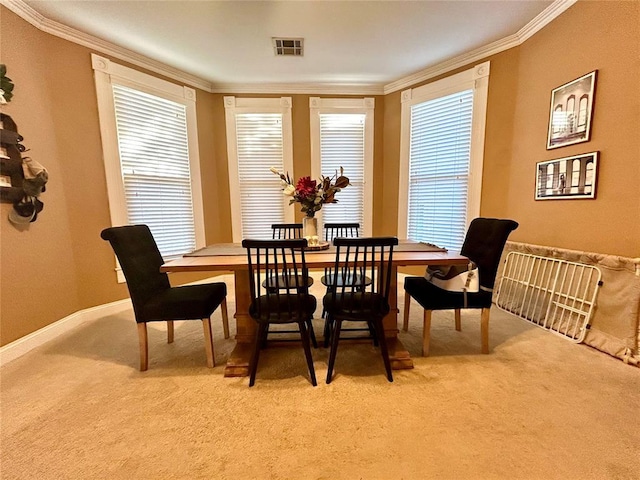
[
  {"x1": 552, "y1": 105, "x2": 564, "y2": 136},
  {"x1": 547, "y1": 71, "x2": 597, "y2": 149},
  {"x1": 570, "y1": 159, "x2": 581, "y2": 194},
  {"x1": 535, "y1": 152, "x2": 598, "y2": 200},
  {"x1": 584, "y1": 160, "x2": 595, "y2": 194},
  {"x1": 546, "y1": 163, "x2": 555, "y2": 195},
  {"x1": 566, "y1": 95, "x2": 576, "y2": 133},
  {"x1": 577, "y1": 95, "x2": 589, "y2": 132}
]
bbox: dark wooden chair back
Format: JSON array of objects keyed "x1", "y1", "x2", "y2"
[
  {"x1": 271, "y1": 223, "x2": 303, "y2": 239},
  {"x1": 323, "y1": 222, "x2": 361, "y2": 242},
  {"x1": 242, "y1": 238, "x2": 314, "y2": 323},
  {"x1": 323, "y1": 236, "x2": 399, "y2": 383},
  {"x1": 241, "y1": 238, "x2": 317, "y2": 386}
]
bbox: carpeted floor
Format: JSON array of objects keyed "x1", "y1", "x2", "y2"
[{"x1": 1, "y1": 274, "x2": 639, "y2": 480}]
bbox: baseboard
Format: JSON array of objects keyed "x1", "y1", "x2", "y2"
[{"x1": 0, "y1": 298, "x2": 132, "y2": 367}]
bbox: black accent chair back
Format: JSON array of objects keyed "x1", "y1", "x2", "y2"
[
  {"x1": 268, "y1": 224, "x2": 314, "y2": 291},
  {"x1": 403, "y1": 218, "x2": 518, "y2": 356},
  {"x1": 323, "y1": 236, "x2": 399, "y2": 384},
  {"x1": 323, "y1": 222, "x2": 361, "y2": 242},
  {"x1": 242, "y1": 238, "x2": 318, "y2": 386},
  {"x1": 320, "y1": 222, "x2": 368, "y2": 329},
  {"x1": 271, "y1": 223, "x2": 303, "y2": 239},
  {"x1": 101, "y1": 225, "x2": 229, "y2": 370}
]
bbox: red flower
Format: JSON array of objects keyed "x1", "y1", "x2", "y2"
[{"x1": 295, "y1": 176, "x2": 317, "y2": 199}]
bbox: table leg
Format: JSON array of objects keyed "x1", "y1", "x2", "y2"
[
  {"x1": 224, "y1": 269, "x2": 255, "y2": 377},
  {"x1": 384, "y1": 265, "x2": 414, "y2": 370}
]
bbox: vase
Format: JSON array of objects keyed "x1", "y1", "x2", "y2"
[{"x1": 302, "y1": 216, "x2": 318, "y2": 246}]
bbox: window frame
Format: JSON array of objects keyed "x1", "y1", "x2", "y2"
[
  {"x1": 397, "y1": 62, "x2": 490, "y2": 245},
  {"x1": 92, "y1": 54, "x2": 205, "y2": 282},
  {"x1": 224, "y1": 96, "x2": 295, "y2": 243},
  {"x1": 309, "y1": 97, "x2": 375, "y2": 236}
]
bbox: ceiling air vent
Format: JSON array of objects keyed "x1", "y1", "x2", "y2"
[{"x1": 272, "y1": 38, "x2": 304, "y2": 57}]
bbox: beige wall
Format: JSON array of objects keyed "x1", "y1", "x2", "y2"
[
  {"x1": 1, "y1": 1, "x2": 638, "y2": 346},
  {"x1": 504, "y1": 1, "x2": 639, "y2": 255},
  {"x1": 382, "y1": 1, "x2": 639, "y2": 257}
]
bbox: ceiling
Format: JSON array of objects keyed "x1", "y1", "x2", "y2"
[{"x1": 18, "y1": 0, "x2": 564, "y2": 92}]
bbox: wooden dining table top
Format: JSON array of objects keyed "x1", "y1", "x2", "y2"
[{"x1": 160, "y1": 239, "x2": 469, "y2": 273}]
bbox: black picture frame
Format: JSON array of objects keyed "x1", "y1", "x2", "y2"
[
  {"x1": 535, "y1": 152, "x2": 599, "y2": 200},
  {"x1": 546, "y1": 71, "x2": 597, "y2": 149}
]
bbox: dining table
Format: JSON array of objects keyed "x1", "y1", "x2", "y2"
[{"x1": 161, "y1": 240, "x2": 468, "y2": 377}]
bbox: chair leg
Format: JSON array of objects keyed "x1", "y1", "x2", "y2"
[
  {"x1": 307, "y1": 318, "x2": 318, "y2": 349},
  {"x1": 249, "y1": 323, "x2": 267, "y2": 387},
  {"x1": 481, "y1": 308, "x2": 490, "y2": 354},
  {"x1": 326, "y1": 319, "x2": 343, "y2": 384},
  {"x1": 202, "y1": 318, "x2": 215, "y2": 368},
  {"x1": 167, "y1": 320, "x2": 174, "y2": 343},
  {"x1": 323, "y1": 316, "x2": 332, "y2": 348},
  {"x1": 375, "y1": 317, "x2": 393, "y2": 382},
  {"x1": 137, "y1": 323, "x2": 148, "y2": 371},
  {"x1": 261, "y1": 324, "x2": 270, "y2": 348},
  {"x1": 422, "y1": 310, "x2": 432, "y2": 357},
  {"x1": 455, "y1": 309, "x2": 461, "y2": 331},
  {"x1": 368, "y1": 321, "x2": 379, "y2": 346},
  {"x1": 221, "y1": 297, "x2": 230, "y2": 339},
  {"x1": 403, "y1": 292, "x2": 411, "y2": 331},
  {"x1": 299, "y1": 321, "x2": 317, "y2": 386}
]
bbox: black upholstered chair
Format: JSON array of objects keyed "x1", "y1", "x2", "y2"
[
  {"x1": 323, "y1": 236, "x2": 398, "y2": 384},
  {"x1": 403, "y1": 218, "x2": 518, "y2": 356},
  {"x1": 101, "y1": 225, "x2": 229, "y2": 371},
  {"x1": 242, "y1": 238, "x2": 318, "y2": 387},
  {"x1": 271, "y1": 223, "x2": 303, "y2": 239}
]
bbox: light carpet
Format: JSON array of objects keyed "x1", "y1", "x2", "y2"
[{"x1": 1, "y1": 274, "x2": 639, "y2": 480}]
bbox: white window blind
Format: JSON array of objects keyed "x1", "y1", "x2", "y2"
[
  {"x1": 407, "y1": 89, "x2": 473, "y2": 251},
  {"x1": 112, "y1": 84, "x2": 196, "y2": 257},
  {"x1": 235, "y1": 113, "x2": 286, "y2": 240},
  {"x1": 319, "y1": 113, "x2": 365, "y2": 228}
]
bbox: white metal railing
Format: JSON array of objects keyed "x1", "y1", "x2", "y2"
[{"x1": 496, "y1": 252, "x2": 602, "y2": 343}]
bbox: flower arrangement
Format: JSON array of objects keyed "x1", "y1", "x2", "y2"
[{"x1": 270, "y1": 167, "x2": 349, "y2": 218}]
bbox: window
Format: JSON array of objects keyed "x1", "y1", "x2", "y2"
[
  {"x1": 224, "y1": 97, "x2": 294, "y2": 242},
  {"x1": 546, "y1": 163, "x2": 555, "y2": 195},
  {"x1": 398, "y1": 62, "x2": 490, "y2": 252},
  {"x1": 584, "y1": 160, "x2": 595, "y2": 194},
  {"x1": 309, "y1": 97, "x2": 374, "y2": 236},
  {"x1": 577, "y1": 95, "x2": 589, "y2": 131},
  {"x1": 92, "y1": 54, "x2": 205, "y2": 280}
]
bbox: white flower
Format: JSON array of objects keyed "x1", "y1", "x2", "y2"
[
  {"x1": 283, "y1": 184, "x2": 295, "y2": 196},
  {"x1": 270, "y1": 166, "x2": 280, "y2": 175}
]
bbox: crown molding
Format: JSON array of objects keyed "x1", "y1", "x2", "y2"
[
  {"x1": 210, "y1": 82, "x2": 384, "y2": 96},
  {"x1": 3, "y1": 0, "x2": 576, "y2": 96},
  {"x1": 1, "y1": 0, "x2": 213, "y2": 92},
  {"x1": 518, "y1": 0, "x2": 578, "y2": 43},
  {"x1": 383, "y1": 0, "x2": 577, "y2": 94}
]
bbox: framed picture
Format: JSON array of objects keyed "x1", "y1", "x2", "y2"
[
  {"x1": 546, "y1": 70, "x2": 597, "y2": 149},
  {"x1": 535, "y1": 152, "x2": 598, "y2": 200}
]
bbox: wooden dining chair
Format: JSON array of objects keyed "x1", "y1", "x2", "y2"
[
  {"x1": 242, "y1": 238, "x2": 318, "y2": 386},
  {"x1": 323, "y1": 222, "x2": 361, "y2": 242},
  {"x1": 101, "y1": 225, "x2": 229, "y2": 370},
  {"x1": 323, "y1": 236, "x2": 398, "y2": 383},
  {"x1": 271, "y1": 223, "x2": 303, "y2": 239},
  {"x1": 267, "y1": 223, "x2": 314, "y2": 291},
  {"x1": 320, "y1": 222, "x2": 371, "y2": 342},
  {"x1": 403, "y1": 218, "x2": 518, "y2": 356}
]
